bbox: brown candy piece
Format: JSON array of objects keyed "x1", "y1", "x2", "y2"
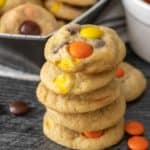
[
  {"x1": 9, "y1": 100, "x2": 29, "y2": 115},
  {"x1": 94, "y1": 39, "x2": 105, "y2": 48},
  {"x1": 19, "y1": 20, "x2": 41, "y2": 35},
  {"x1": 67, "y1": 25, "x2": 80, "y2": 35}
]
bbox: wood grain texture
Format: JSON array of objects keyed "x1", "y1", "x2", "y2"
[{"x1": 0, "y1": 45, "x2": 149, "y2": 150}]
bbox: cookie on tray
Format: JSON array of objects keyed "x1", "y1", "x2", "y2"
[
  {"x1": 0, "y1": 0, "x2": 42, "y2": 14},
  {"x1": 44, "y1": 24, "x2": 126, "y2": 74},
  {"x1": 0, "y1": 3, "x2": 58, "y2": 35},
  {"x1": 44, "y1": 0, "x2": 83, "y2": 20},
  {"x1": 46, "y1": 96, "x2": 126, "y2": 132},
  {"x1": 40, "y1": 62, "x2": 115, "y2": 95},
  {"x1": 43, "y1": 113, "x2": 124, "y2": 150},
  {"x1": 36, "y1": 80, "x2": 120, "y2": 113},
  {"x1": 57, "y1": 0, "x2": 96, "y2": 7},
  {"x1": 116, "y1": 62, "x2": 147, "y2": 102}
]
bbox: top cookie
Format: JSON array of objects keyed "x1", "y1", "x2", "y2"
[
  {"x1": 44, "y1": 24, "x2": 126, "y2": 74},
  {"x1": 0, "y1": 0, "x2": 42, "y2": 15}
]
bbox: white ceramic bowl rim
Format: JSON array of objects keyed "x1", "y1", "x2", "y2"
[
  {"x1": 135, "y1": 0, "x2": 150, "y2": 10},
  {"x1": 122, "y1": 0, "x2": 150, "y2": 25}
]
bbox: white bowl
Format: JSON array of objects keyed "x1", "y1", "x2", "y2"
[{"x1": 122, "y1": 0, "x2": 150, "y2": 62}]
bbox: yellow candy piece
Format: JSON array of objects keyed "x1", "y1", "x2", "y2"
[
  {"x1": 0, "y1": 0, "x2": 6, "y2": 8},
  {"x1": 57, "y1": 58, "x2": 79, "y2": 70},
  {"x1": 54, "y1": 73, "x2": 72, "y2": 94},
  {"x1": 80, "y1": 26, "x2": 103, "y2": 39},
  {"x1": 50, "y1": 1, "x2": 61, "y2": 13}
]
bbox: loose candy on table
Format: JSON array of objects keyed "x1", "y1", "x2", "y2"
[
  {"x1": 128, "y1": 136, "x2": 149, "y2": 150},
  {"x1": 9, "y1": 100, "x2": 29, "y2": 115},
  {"x1": 68, "y1": 41, "x2": 93, "y2": 59},
  {"x1": 125, "y1": 121, "x2": 145, "y2": 136},
  {"x1": 80, "y1": 26, "x2": 103, "y2": 39}
]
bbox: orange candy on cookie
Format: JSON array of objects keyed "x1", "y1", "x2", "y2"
[
  {"x1": 125, "y1": 121, "x2": 145, "y2": 136},
  {"x1": 68, "y1": 41, "x2": 93, "y2": 59},
  {"x1": 116, "y1": 68, "x2": 125, "y2": 78},
  {"x1": 82, "y1": 130, "x2": 104, "y2": 138},
  {"x1": 128, "y1": 136, "x2": 149, "y2": 150}
]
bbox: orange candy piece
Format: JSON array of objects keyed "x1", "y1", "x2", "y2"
[
  {"x1": 116, "y1": 68, "x2": 125, "y2": 78},
  {"x1": 128, "y1": 136, "x2": 149, "y2": 150},
  {"x1": 82, "y1": 130, "x2": 104, "y2": 138},
  {"x1": 144, "y1": 0, "x2": 150, "y2": 3},
  {"x1": 125, "y1": 121, "x2": 145, "y2": 136},
  {"x1": 68, "y1": 41, "x2": 93, "y2": 59}
]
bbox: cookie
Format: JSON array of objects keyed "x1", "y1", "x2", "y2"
[
  {"x1": 0, "y1": 3, "x2": 58, "y2": 35},
  {"x1": 0, "y1": 0, "x2": 42, "y2": 14},
  {"x1": 57, "y1": 0, "x2": 96, "y2": 7},
  {"x1": 36, "y1": 80, "x2": 120, "y2": 113},
  {"x1": 44, "y1": 24, "x2": 126, "y2": 74},
  {"x1": 43, "y1": 113, "x2": 124, "y2": 150},
  {"x1": 40, "y1": 62, "x2": 115, "y2": 95},
  {"x1": 116, "y1": 62, "x2": 147, "y2": 102},
  {"x1": 46, "y1": 96, "x2": 126, "y2": 132},
  {"x1": 45, "y1": 0, "x2": 83, "y2": 20}
]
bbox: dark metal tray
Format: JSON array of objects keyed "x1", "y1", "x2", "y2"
[{"x1": 0, "y1": 0, "x2": 109, "y2": 66}]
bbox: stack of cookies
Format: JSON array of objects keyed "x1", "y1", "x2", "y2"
[{"x1": 36, "y1": 24, "x2": 127, "y2": 150}]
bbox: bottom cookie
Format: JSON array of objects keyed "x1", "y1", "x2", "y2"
[{"x1": 43, "y1": 113, "x2": 124, "y2": 150}]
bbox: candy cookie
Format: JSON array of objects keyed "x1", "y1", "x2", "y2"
[
  {"x1": 36, "y1": 80, "x2": 120, "y2": 113},
  {"x1": 0, "y1": 0, "x2": 42, "y2": 14},
  {"x1": 116, "y1": 62, "x2": 147, "y2": 102},
  {"x1": 0, "y1": 3, "x2": 58, "y2": 35},
  {"x1": 45, "y1": 0, "x2": 83, "y2": 20},
  {"x1": 46, "y1": 96, "x2": 126, "y2": 132},
  {"x1": 57, "y1": 0, "x2": 96, "y2": 7},
  {"x1": 40, "y1": 62, "x2": 115, "y2": 95},
  {"x1": 43, "y1": 113, "x2": 124, "y2": 150},
  {"x1": 44, "y1": 24, "x2": 126, "y2": 74}
]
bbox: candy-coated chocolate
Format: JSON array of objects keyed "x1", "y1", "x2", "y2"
[
  {"x1": 80, "y1": 26, "x2": 103, "y2": 39},
  {"x1": 125, "y1": 121, "x2": 145, "y2": 136},
  {"x1": 0, "y1": 0, "x2": 6, "y2": 8},
  {"x1": 82, "y1": 130, "x2": 104, "y2": 138},
  {"x1": 57, "y1": 58, "x2": 78, "y2": 70},
  {"x1": 54, "y1": 73, "x2": 72, "y2": 94},
  {"x1": 19, "y1": 20, "x2": 41, "y2": 35},
  {"x1": 116, "y1": 68, "x2": 125, "y2": 78},
  {"x1": 9, "y1": 100, "x2": 29, "y2": 115},
  {"x1": 128, "y1": 136, "x2": 149, "y2": 150},
  {"x1": 50, "y1": 1, "x2": 61, "y2": 13},
  {"x1": 68, "y1": 41, "x2": 93, "y2": 59}
]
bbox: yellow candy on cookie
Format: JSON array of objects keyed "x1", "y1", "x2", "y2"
[
  {"x1": 0, "y1": 0, "x2": 6, "y2": 8},
  {"x1": 50, "y1": 1, "x2": 61, "y2": 13},
  {"x1": 54, "y1": 73, "x2": 72, "y2": 94},
  {"x1": 80, "y1": 26, "x2": 103, "y2": 39},
  {"x1": 57, "y1": 58, "x2": 79, "y2": 70}
]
